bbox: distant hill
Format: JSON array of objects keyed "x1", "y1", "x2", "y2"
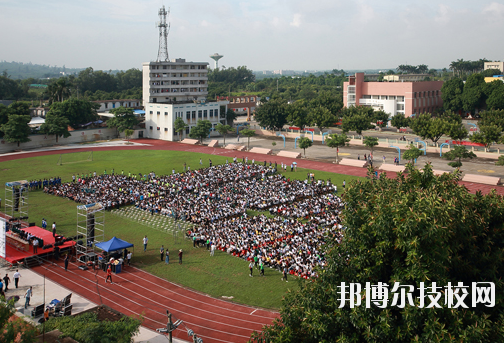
[{"x1": 0, "y1": 61, "x2": 85, "y2": 79}]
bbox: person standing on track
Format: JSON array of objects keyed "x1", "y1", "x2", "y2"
[
  {"x1": 105, "y1": 265, "x2": 113, "y2": 284},
  {"x1": 64, "y1": 255, "x2": 69, "y2": 271},
  {"x1": 127, "y1": 251, "x2": 132, "y2": 266}
]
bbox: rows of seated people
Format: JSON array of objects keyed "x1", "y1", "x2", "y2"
[{"x1": 44, "y1": 162, "x2": 344, "y2": 277}]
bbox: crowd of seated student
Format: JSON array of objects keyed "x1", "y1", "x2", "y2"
[{"x1": 45, "y1": 162, "x2": 344, "y2": 278}]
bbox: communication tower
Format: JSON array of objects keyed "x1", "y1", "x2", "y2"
[
  {"x1": 156, "y1": 6, "x2": 170, "y2": 62},
  {"x1": 210, "y1": 53, "x2": 223, "y2": 69}
]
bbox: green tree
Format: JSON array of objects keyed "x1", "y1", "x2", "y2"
[
  {"x1": 255, "y1": 99, "x2": 288, "y2": 131},
  {"x1": 373, "y1": 110, "x2": 389, "y2": 131},
  {"x1": 470, "y1": 124, "x2": 502, "y2": 149},
  {"x1": 363, "y1": 136, "x2": 379, "y2": 155},
  {"x1": 485, "y1": 81, "x2": 504, "y2": 110},
  {"x1": 390, "y1": 113, "x2": 411, "y2": 131},
  {"x1": 307, "y1": 105, "x2": 337, "y2": 132},
  {"x1": 341, "y1": 113, "x2": 375, "y2": 136},
  {"x1": 310, "y1": 90, "x2": 343, "y2": 116},
  {"x1": 49, "y1": 98, "x2": 99, "y2": 129},
  {"x1": 298, "y1": 137, "x2": 312, "y2": 157},
  {"x1": 124, "y1": 128, "x2": 134, "y2": 143},
  {"x1": 8, "y1": 101, "x2": 30, "y2": 116},
  {"x1": 286, "y1": 100, "x2": 309, "y2": 130},
  {"x1": 410, "y1": 113, "x2": 448, "y2": 145},
  {"x1": 40, "y1": 112, "x2": 71, "y2": 143},
  {"x1": 1, "y1": 298, "x2": 37, "y2": 342},
  {"x1": 252, "y1": 164, "x2": 504, "y2": 343},
  {"x1": 174, "y1": 117, "x2": 187, "y2": 141},
  {"x1": 225, "y1": 108, "x2": 237, "y2": 125},
  {"x1": 441, "y1": 78, "x2": 464, "y2": 112},
  {"x1": 446, "y1": 122, "x2": 469, "y2": 141},
  {"x1": 107, "y1": 106, "x2": 138, "y2": 136},
  {"x1": 240, "y1": 128, "x2": 256, "y2": 151},
  {"x1": 215, "y1": 123, "x2": 232, "y2": 146},
  {"x1": 478, "y1": 109, "x2": 504, "y2": 130},
  {"x1": 402, "y1": 143, "x2": 423, "y2": 165},
  {"x1": 462, "y1": 74, "x2": 486, "y2": 114},
  {"x1": 1, "y1": 114, "x2": 31, "y2": 147},
  {"x1": 43, "y1": 312, "x2": 141, "y2": 343},
  {"x1": 46, "y1": 77, "x2": 72, "y2": 103},
  {"x1": 443, "y1": 145, "x2": 477, "y2": 168},
  {"x1": 189, "y1": 119, "x2": 213, "y2": 143},
  {"x1": 326, "y1": 133, "x2": 350, "y2": 163},
  {"x1": 0, "y1": 103, "x2": 8, "y2": 136}
]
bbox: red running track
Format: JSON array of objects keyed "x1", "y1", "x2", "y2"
[{"x1": 32, "y1": 259, "x2": 278, "y2": 343}]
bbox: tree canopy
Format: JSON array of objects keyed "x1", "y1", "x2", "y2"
[
  {"x1": 48, "y1": 98, "x2": 99, "y2": 129},
  {"x1": 255, "y1": 99, "x2": 288, "y2": 131},
  {"x1": 189, "y1": 119, "x2": 213, "y2": 143},
  {"x1": 1, "y1": 114, "x2": 31, "y2": 146},
  {"x1": 252, "y1": 164, "x2": 504, "y2": 342},
  {"x1": 106, "y1": 106, "x2": 138, "y2": 133}
]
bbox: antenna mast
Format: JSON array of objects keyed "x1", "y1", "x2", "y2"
[{"x1": 157, "y1": 6, "x2": 170, "y2": 62}]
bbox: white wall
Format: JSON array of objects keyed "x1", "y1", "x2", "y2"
[{"x1": 0, "y1": 128, "x2": 117, "y2": 154}]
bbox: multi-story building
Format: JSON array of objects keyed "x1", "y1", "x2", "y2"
[
  {"x1": 217, "y1": 95, "x2": 259, "y2": 121},
  {"x1": 343, "y1": 73, "x2": 443, "y2": 117},
  {"x1": 93, "y1": 99, "x2": 142, "y2": 113},
  {"x1": 484, "y1": 61, "x2": 504, "y2": 74},
  {"x1": 142, "y1": 59, "x2": 226, "y2": 141}
]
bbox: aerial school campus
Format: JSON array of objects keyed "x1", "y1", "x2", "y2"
[{"x1": 1, "y1": 4, "x2": 504, "y2": 343}]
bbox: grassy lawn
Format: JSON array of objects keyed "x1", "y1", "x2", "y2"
[{"x1": 1, "y1": 150, "x2": 363, "y2": 309}]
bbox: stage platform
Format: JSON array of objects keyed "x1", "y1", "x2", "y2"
[{"x1": 3, "y1": 226, "x2": 76, "y2": 264}]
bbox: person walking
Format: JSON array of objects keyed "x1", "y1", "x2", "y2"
[
  {"x1": 64, "y1": 255, "x2": 69, "y2": 271},
  {"x1": 105, "y1": 265, "x2": 113, "y2": 284},
  {"x1": 249, "y1": 261, "x2": 254, "y2": 277},
  {"x1": 178, "y1": 249, "x2": 183, "y2": 264},
  {"x1": 160, "y1": 245, "x2": 165, "y2": 261},
  {"x1": 281, "y1": 266, "x2": 288, "y2": 282},
  {"x1": 165, "y1": 249, "x2": 169, "y2": 264},
  {"x1": 210, "y1": 243, "x2": 216, "y2": 256},
  {"x1": 260, "y1": 261, "x2": 265, "y2": 277},
  {"x1": 13, "y1": 269, "x2": 21, "y2": 288},
  {"x1": 3, "y1": 274, "x2": 10, "y2": 292},
  {"x1": 143, "y1": 235, "x2": 148, "y2": 252},
  {"x1": 24, "y1": 286, "x2": 32, "y2": 309}
]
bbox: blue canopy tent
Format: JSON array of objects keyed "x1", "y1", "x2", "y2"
[{"x1": 95, "y1": 236, "x2": 134, "y2": 252}]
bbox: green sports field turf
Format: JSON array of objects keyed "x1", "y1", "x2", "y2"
[{"x1": 0, "y1": 150, "x2": 363, "y2": 309}]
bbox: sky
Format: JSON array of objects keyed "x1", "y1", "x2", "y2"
[{"x1": 1, "y1": 0, "x2": 504, "y2": 72}]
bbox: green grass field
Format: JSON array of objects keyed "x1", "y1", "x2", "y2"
[{"x1": 0, "y1": 150, "x2": 363, "y2": 309}]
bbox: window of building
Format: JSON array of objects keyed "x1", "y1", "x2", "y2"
[
  {"x1": 165, "y1": 112, "x2": 168, "y2": 115},
  {"x1": 186, "y1": 111, "x2": 190, "y2": 120},
  {"x1": 203, "y1": 110, "x2": 207, "y2": 118},
  {"x1": 149, "y1": 111, "x2": 153, "y2": 114},
  {"x1": 372, "y1": 95, "x2": 379, "y2": 100},
  {"x1": 397, "y1": 96, "x2": 404, "y2": 102},
  {"x1": 210, "y1": 109, "x2": 213, "y2": 117},
  {"x1": 192, "y1": 111, "x2": 196, "y2": 119},
  {"x1": 164, "y1": 128, "x2": 168, "y2": 131},
  {"x1": 186, "y1": 127, "x2": 190, "y2": 134},
  {"x1": 149, "y1": 126, "x2": 153, "y2": 130},
  {"x1": 215, "y1": 109, "x2": 219, "y2": 117},
  {"x1": 414, "y1": 92, "x2": 417, "y2": 98},
  {"x1": 104, "y1": 103, "x2": 108, "y2": 109},
  {"x1": 198, "y1": 110, "x2": 202, "y2": 118},
  {"x1": 397, "y1": 104, "x2": 405, "y2": 111},
  {"x1": 157, "y1": 127, "x2": 160, "y2": 130},
  {"x1": 157, "y1": 111, "x2": 160, "y2": 115},
  {"x1": 362, "y1": 95, "x2": 371, "y2": 99}
]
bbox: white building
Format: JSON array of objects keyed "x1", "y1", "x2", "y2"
[
  {"x1": 484, "y1": 61, "x2": 504, "y2": 74},
  {"x1": 142, "y1": 59, "x2": 227, "y2": 141}
]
